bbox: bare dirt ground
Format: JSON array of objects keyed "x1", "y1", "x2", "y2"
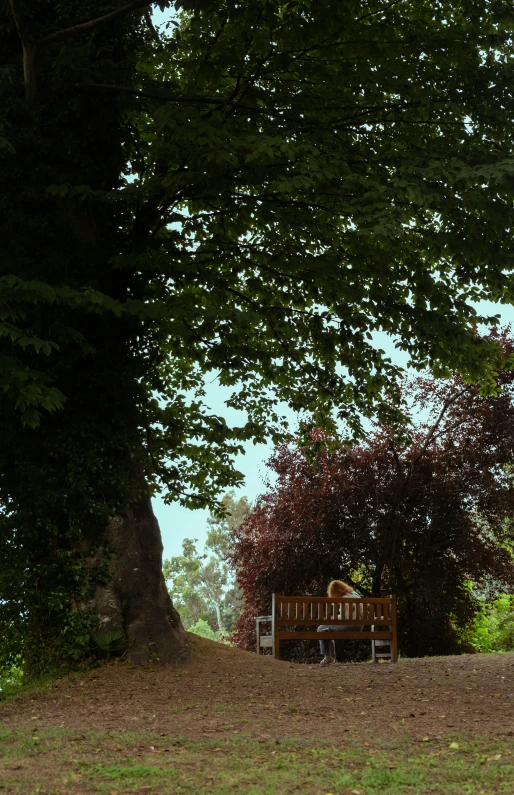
[{"x1": 1, "y1": 636, "x2": 513, "y2": 745}]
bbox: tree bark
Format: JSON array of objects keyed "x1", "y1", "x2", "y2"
[
  {"x1": 93, "y1": 490, "x2": 191, "y2": 664},
  {"x1": 212, "y1": 599, "x2": 225, "y2": 635}
]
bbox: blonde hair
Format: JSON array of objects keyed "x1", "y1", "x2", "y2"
[{"x1": 327, "y1": 579, "x2": 353, "y2": 597}]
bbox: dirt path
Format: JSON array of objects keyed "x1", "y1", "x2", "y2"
[{"x1": 1, "y1": 637, "x2": 513, "y2": 745}]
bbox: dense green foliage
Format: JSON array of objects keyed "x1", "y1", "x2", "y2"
[
  {"x1": 464, "y1": 594, "x2": 514, "y2": 654},
  {"x1": 3, "y1": 0, "x2": 514, "y2": 670}
]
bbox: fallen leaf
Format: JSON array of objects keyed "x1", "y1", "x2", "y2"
[{"x1": 486, "y1": 754, "x2": 502, "y2": 763}]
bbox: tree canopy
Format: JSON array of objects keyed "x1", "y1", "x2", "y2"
[{"x1": 3, "y1": 0, "x2": 514, "y2": 668}]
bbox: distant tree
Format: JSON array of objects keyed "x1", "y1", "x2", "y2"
[
  {"x1": 207, "y1": 493, "x2": 253, "y2": 559},
  {"x1": 163, "y1": 539, "x2": 213, "y2": 630},
  {"x1": 232, "y1": 331, "x2": 514, "y2": 658},
  {"x1": 164, "y1": 493, "x2": 251, "y2": 635}
]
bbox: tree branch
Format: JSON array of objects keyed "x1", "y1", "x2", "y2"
[
  {"x1": 144, "y1": 9, "x2": 161, "y2": 42},
  {"x1": 39, "y1": 0, "x2": 154, "y2": 45},
  {"x1": 388, "y1": 438, "x2": 403, "y2": 478},
  {"x1": 411, "y1": 385, "x2": 471, "y2": 468},
  {"x1": 75, "y1": 81, "x2": 237, "y2": 106},
  {"x1": 9, "y1": 0, "x2": 38, "y2": 103}
]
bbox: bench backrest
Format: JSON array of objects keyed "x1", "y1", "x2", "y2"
[{"x1": 272, "y1": 594, "x2": 395, "y2": 626}]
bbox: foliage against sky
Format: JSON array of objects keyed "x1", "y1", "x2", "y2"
[{"x1": 4, "y1": 0, "x2": 514, "y2": 509}]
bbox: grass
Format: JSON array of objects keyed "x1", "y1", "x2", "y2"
[{"x1": 0, "y1": 728, "x2": 513, "y2": 794}]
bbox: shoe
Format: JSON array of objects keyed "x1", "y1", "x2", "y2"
[{"x1": 319, "y1": 657, "x2": 336, "y2": 666}]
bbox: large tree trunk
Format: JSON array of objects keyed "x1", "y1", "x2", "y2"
[
  {"x1": 1, "y1": 1, "x2": 193, "y2": 673},
  {"x1": 93, "y1": 492, "x2": 191, "y2": 664}
]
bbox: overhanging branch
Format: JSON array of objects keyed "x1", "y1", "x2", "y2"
[
  {"x1": 76, "y1": 81, "x2": 235, "y2": 106},
  {"x1": 39, "y1": 0, "x2": 154, "y2": 45},
  {"x1": 9, "y1": 0, "x2": 156, "y2": 102},
  {"x1": 144, "y1": 9, "x2": 161, "y2": 42},
  {"x1": 9, "y1": 0, "x2": 38, "y2": 103},
  {"x1": 411, "y1": 385, "x2": 472, "y2": 468}
]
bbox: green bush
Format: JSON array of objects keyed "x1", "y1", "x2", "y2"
[
  {"x1": 465, "y1": 595, "x2": 514, "y2": 653},
  {"x1": 0, "y1": 663, "x2": 23, "y2": 698},
  {"x1": 188, "y1": 618, "x2": 221, "y2": 642}
]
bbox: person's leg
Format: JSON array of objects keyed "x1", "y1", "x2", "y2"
[
  {"x1": 317, "y1": 626, "x2": 338, "y2": 663},
  {"x1": 317, "y1": 625, "x2": 331, "y2": 656},
  {"x1": 325, "y1": 625, "x2": 363, "y2": 662}
]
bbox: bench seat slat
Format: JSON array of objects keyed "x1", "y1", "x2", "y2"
[
  {"x1": 277, "y1": 630, "x2": 393, "y2": 640},
  {"x1": 276, "y1": 618, "x2": 378, "y2": 626}
]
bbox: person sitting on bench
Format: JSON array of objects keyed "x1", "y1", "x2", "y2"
[{"x1": 318, "y1": 579, "x2": 363, "y2": 666}]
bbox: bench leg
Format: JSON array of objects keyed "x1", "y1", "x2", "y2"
[
  {"x1": 391, "y1": 634, "x2": 398, "y2": 663},
  {"x1": 273, "y1": 637, "x2": 280, "y2": 660}
]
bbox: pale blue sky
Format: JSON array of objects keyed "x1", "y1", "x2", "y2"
[{"x1": 155, "y1": 301, "x2": 514, "y2": 561}]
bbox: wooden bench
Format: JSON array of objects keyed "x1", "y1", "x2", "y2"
[{"x1": 256, "y1": 594, "x2": 398, "y2": 663}]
